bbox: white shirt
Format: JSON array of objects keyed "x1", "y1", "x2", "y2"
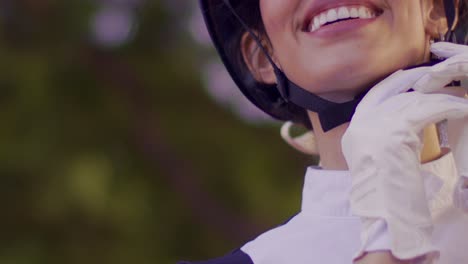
[{"x1": 241, "y1": 152, "x2": 468, "y2": 264}]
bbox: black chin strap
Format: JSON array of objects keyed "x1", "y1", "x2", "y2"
[
  {"x1": 279, "y1": 59, "x2": 444, "y2": 132},
  {"x1": 276, "y1": 69, "x2": 366, "y2": 131},
  {"x1": 223, "y1": 0, "x2": 455, "y2": 132}
]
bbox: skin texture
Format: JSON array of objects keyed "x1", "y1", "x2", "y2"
[
  {"x1": 241, "y1": 0, "x2": 456, "y2": 263},
  {"x1": 246, "y1": 0, "x2": 447, "y2": 101},
  {"x1": 308, "y1": 115, "x2": 442, "y2": 170},
  {"x1": 242, "y1": 0, "x2": 450, "y2": 170},
  {"x1": 243, "y1": 0, "x2": 450, "y2": 167}
]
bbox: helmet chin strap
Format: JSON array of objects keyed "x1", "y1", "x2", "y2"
[
  {"x1": 444, "y1": 0, "x2": 456, "y2": 32},
  {"x1": 223, "y1": 0, "x2": 454, "y2": 132},
  {"x1": 444, "y1": 0, "x2": 458, "y2": 43}
]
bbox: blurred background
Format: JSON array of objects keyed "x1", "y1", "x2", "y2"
[{"x1": 0, "y1": 0, "x2": 317, "y2": 263}]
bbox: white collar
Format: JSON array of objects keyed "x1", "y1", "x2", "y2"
[{"x1": 301, "y1": 152, "x2": 458, "y2": 217}]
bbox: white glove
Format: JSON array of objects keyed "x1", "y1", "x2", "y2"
[
  {"x1": 412, "y1": 42, "x2": 468, "y2": 213},
  {"x1": 451, "y1": 116, "x2": 468, "y2": 214},
  {"x1": 342, "y1": 50, "x2": 468, "y2": 260}
]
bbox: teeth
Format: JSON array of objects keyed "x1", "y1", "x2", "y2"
[
  {"x1": 308, "y1": 5, "x2": 377, "y2": 33},
  {"x1": 314, "y1": 16, "x2": 320, "y2": 29},
  {"x1": 319, "y1": 13, "x2": 327, "y2": 26},
  {"x1": 309, "y1": 16, "x2": 320, "y2": 32},
  {"x1": 326, "y1": 9, "x2": 338, "y2": 22},
  {"x1": 358, "y1": 6, "x2": 368, "y2": 18},
  {"x1": 311, "y1": 23, "x2": 317, "y2": 32},
  {"x1": 337, "y1": 7, "x2": 349, "y2": 19}
]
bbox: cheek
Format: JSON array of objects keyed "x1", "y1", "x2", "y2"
[
  {"x1": 387, "y1": 1, "x2": 429, "y2": 60},
  {"x1": 259, "y1": 0, "x2": 300, "y2": 44},
  {"x1": 259, "y1": 0, "x2": 290, "y2": 27},
  {"x1": 260, "y1": 0, "x2": 431, "y2": 98}
]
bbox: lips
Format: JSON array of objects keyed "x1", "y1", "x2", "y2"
[{"x1": 302, "y1": 1, "x2": 383, "y2": 33}]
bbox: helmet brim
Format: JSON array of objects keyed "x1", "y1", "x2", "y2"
[{"x1": 199, "y1": 0, "x2": 311, "y2": 127}]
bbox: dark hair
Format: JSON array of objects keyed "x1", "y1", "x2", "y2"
[
  {"x1": 223, "y1": 0, "x2": 313, "y2": 128},
  {"x1": 454, "y1": 0, "x2": 468, "y2": 44}
]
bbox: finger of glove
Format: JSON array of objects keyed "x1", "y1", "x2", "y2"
[
  {"x1": 413, "y1": 56, "x2": 468, "y2": 93},
  {"x1": 431, "y1": 42, "x2": 468, "y2": 59},
  {"x1": 350, "y1": 147, "x2": 434, "y2": 257},
  {"x1": 403, "y1": 93, "x2": 468, "y2": 132},
  {"x1": 449, "y1": 117, "x2": 468, "y2": 176},
  {"x1": 453, "y1": 179, "x2": 468, "y2": 214},
  {"x1": 350, "y1": 143, "x2": 435, "y2": 257},
  {"x1": 350, "y1": 138, "x2": 429, "y2": 218},
  {"x1": 355, "y1": 68, "x2": 429, "y2": 115}
]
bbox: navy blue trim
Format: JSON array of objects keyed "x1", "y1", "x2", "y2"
[
  {"x1": 178, "y1": 249, "x2": 253, "y2": 264},
  {"x1": 178, "y1": 213, "x2": 300, "y2": 264}
]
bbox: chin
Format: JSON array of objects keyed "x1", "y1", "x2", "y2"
[{"x1": 307, "y1": 64, "x2": 394, "y2": 102}]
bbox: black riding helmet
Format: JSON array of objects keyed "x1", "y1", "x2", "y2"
[{"x1": 199, "y1": 0, "x2": 464, "y2": 131}]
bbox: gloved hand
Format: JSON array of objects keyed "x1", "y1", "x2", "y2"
[
  {"x1": 412, "y1": 42, "x2": 468, "y2": 213},
  {"x1": 342, "y1": 44, "x2": 468, "y2": 261}
]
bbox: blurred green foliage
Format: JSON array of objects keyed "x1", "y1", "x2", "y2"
[{"x1": 0, "y1": 1, "x2": 317, "y2": 263}]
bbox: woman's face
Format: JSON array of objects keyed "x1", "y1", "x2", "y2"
[{"x1": 258, "y1": 0, "x2": 443, "y2": 102}]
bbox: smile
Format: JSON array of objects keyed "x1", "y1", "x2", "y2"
[{"x1": 303, "y1": 5, "x2": 383, "y2": 33}]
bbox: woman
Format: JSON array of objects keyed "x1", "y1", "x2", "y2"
[{"x1": 181, "y1": 0, "x2": 468, "y2": 263}]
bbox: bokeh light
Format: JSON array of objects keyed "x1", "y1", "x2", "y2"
[{"x1": 0, "y1": 1, "x2": 313, "y2": 263}]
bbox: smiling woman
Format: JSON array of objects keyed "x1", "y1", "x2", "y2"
[{"x1": 180, "y1": 0, "x2": 468, "y2": 263}]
